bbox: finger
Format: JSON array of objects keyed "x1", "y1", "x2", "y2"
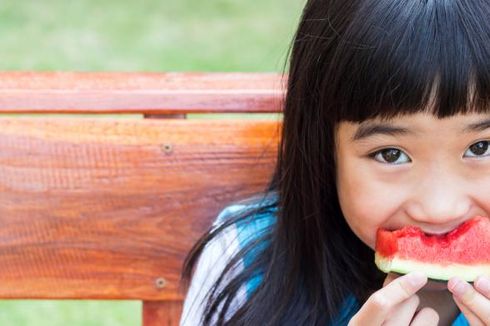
[
  {"x1": 383, "y1": 272, "x2": 400, "y2": 287},
  {"x1": 410, "y1": 307, "x2": 439, "y2": 326},
  {"x1": 354, "y1": 271, "x2": 427, "y2": 325},
  {"x1": 475, "y1": 275, "x2": 490, "y2": 298},
  {"x1": 453, "y1": 296, "x2": 485, "y2": 326},
  {"x1": 383, "y1": 294, "x2": 420, "y2": 326},
  {"x1": 448, "y1": 277, "x2": 490, "y2": 325}
]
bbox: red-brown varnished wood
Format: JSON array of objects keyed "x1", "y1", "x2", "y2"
[
  {"x1": 0, "y1": 117, "x2": 281, "y2": 300},
  {"x1": 143, "y1": 301, "x2": 182, "y2": 326},
  {"x1": 142, "y1": 103, "x2": 187, "y2": 324},
  {"x1": 0, "y1": 72, "x2": 285, "y2": 114}
]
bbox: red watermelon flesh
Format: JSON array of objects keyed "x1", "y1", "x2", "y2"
[{"x1": 375, "y1": 216, "x2": 490, "y2": 281}]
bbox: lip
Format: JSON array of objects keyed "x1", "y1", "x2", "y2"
[
  {"x1": 385, "y1": 216, "x2": 488, "y2": 236},
  {"x1": 421, "y1": 227, "x2": 457, "y2": 235},
  {"x1": 421, "y1": 230, "x2": 453, "y2": 236},
  {"x1": 419, "y1": 220, "x2": 471, "y2": 236}
]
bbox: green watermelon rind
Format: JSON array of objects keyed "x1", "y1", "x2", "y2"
[{"x1": 375, "y1": 252, "x2": 490, "y2": 282}]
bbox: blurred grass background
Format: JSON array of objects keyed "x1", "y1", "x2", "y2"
[
  {"x1": 0, "y1": 0, "x2": 303, "y2": 325},
  {"x1": 0, "y1": 0, "x2": 301, "y2": 72}
]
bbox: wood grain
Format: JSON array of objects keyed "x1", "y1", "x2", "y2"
[
  {"x1": 0, "y1": 72, "x2": 285, "y2": 114},
  {"x1": 143, "y1": 301, "x2": 182, "y2": 326},
  {"x1": 0, "y1": 117, "x2": 281, "y2": 300}
]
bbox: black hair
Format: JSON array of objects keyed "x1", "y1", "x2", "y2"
[{"x1": 181, "y1": 0, "x2": 490, "y2": 324}]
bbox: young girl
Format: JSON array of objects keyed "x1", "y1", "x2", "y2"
[{"x1": 180, "y1": 0, "x2": 490, "y2": 324}]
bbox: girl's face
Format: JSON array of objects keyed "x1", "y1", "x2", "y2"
[{"x1": 335, "y1": 111, "x2": 490, "y2": 249}]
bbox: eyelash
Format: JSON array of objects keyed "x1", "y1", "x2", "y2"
[{"x1": 368, "y1": 140, "x2": 490, "y2": 165}]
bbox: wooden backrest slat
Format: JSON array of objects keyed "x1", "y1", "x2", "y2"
[
  {"x1": 0, "y1": 72, "x2": 284, "y2": 114},
  {"x1": 0, "y1": 117, "x2": 280, "y2": 300}
]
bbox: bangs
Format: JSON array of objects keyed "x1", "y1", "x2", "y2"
[{"x1": 324, "y1": 0, "x2": 490, "y2": 123}]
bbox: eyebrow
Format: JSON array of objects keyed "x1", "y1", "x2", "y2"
[
  {"x1": 464, "y1": 118, "x2": 490, "y2": 133},
  {"x1": 351, "y1": 122, "x2": 415, "y2": 142},
  {"x1": 351, "y1": 117, "x2": 490, "y2": 142}
]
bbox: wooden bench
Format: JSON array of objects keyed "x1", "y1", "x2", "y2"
[{"x1": 0, "y1": 72, "x2": 283, "y2": 325}]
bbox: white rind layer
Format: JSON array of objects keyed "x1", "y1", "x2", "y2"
[{"x1": 375, "y1": 253, "x2": 490, "y2": 282}]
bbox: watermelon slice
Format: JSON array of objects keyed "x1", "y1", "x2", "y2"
[{"x1": 375, "y1": 216, "x2": 490, "y2": 281}]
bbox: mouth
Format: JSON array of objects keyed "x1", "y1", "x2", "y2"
[
  {"x1": 421, "y1": 230, "x2": 453, "y2": 237},
  {"x1": 385, "y1": 226, "x2": 458, "y2": 236},
  {"x1": 382, "y1": 220, "x2": 471, "y2": 239},
  {"x1": 419, "y1": 221, "x2": 469, "y2": 238}
]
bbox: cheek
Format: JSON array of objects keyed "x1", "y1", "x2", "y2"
[{"x1": 337, "y1": 160, "x2": 403, "y2": 249}]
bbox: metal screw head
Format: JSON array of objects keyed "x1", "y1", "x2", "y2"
[
  {"x1": 155, "y1": 277, "x2": 167, "y2": 289},
  {"x1": 161, "y1": 143, "x2": 173, "y2": 154}
]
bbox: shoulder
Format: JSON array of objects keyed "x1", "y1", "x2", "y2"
[
  {"x1": 213, "y1": 191, "x2": 279, "y2": 242},
  {"x1": 214, "y1": 191, "x2": 279, "y2": 226},
  {"x1": 180, "y1": 192, "x2": 278, "y2": 325},
  {"x1": 213, "y1": 192, "x2": 279, "y2": 298},
  {"x1": 206, "y1": 191, "x2": 279, "y2": 269}
]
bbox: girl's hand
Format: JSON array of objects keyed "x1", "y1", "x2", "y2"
[
  {"x1": 349, "y1": 271, "x2": 439, "y2": 326},
  {"x1": 448, "y1": 275, "x2": 490, "y2": 326}
]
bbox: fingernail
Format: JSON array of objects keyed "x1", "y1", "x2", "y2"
[
  {"x1": 448, "y1": 278, "x2": 468, "y2": 297},
  {"x1": 476, "y1": 276, "x2": 490, "y2": 294},
  {"x1": 406, "y1": 271, "x2": 427, "y2": 287}
]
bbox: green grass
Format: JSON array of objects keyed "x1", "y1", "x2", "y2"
[
  {"x1": 0, "y1": 0, "x2": 301, "y2": 324},
  {"x1": 0, "y1": 0, "x2": 303, "y2": 72},
  {"x1": 0, "y1": 301, "x2": 140, "y2": 326}
]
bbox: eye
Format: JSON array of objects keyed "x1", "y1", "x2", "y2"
[
  {"x1": 464, "y1": 140, "x2": 490, "y2": 158},
  {"x1": 369, "y1": 148, "x2": 411, "y2": 165}
]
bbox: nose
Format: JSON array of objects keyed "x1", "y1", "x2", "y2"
[{"x1": 405, "y1": 170, "x2": 471, "y2": 225}]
